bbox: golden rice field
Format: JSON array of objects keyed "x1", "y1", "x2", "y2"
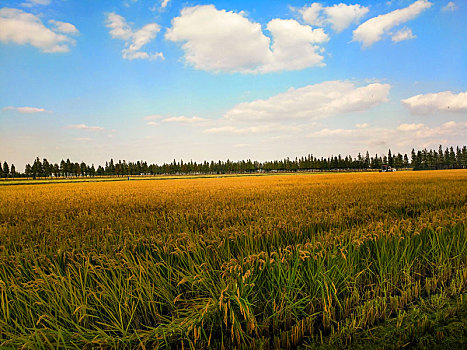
[{"x1": 0, "y1": 170, "x2": 466, "y2": 349}]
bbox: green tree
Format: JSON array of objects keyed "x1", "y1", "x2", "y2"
[
  {"x1": 42, "y1": 158, "x2": 50, "y2": 177},
  {"x1": 80, "y1": 162, "x2": 87, "y2": 177},
  {"x1": 411, "y1": 149, "x2": 416, "y2": 168},
  {"x1": 3, "y1": 161, "x2": 9, "y2": 178},
  {"x1": 388, "y1": 149, "x2": 394, "y2": 167},
  {"x1": 25, "y1": 164, "x2": 32, "y2": 178},
  {"x1": 31, "y1": 157, "x2": 42, "y2": 179}
]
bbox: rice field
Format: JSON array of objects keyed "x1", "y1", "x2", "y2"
[{"x1": 0, "y1": 170, "x2": 466, "y2": 349}]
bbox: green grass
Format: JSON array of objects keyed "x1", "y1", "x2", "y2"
[
  {"x1": 302, "y1": 292, "x2": 467, "y2": 349},
  {"x1": 1, "y1": 225, "x2": 465, "y2": 349}
]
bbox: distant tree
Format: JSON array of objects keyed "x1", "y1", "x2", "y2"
[
  {"x1": 10, "y1": 164, "x2": 16, "y2": 177},
  {"x1": 109, "y1": 159, "x2": 115, "y2": 175},
  {"x1": 3, "y1": 161, "x2": 9, "y2": 178},
  {"x1": 394, "y1": 153, "x2": 403, "y2": 169},
  {"x1": 80, "y1": 162, "x2": 87, "y2": 177},
  {"x1": 403, "y1": 154, "x2": 409, "y2": 168},
  {"x1": 66, "y1": 159, "x2": 72, "y2": 176},
  {"x1": 460, "y1": 146, "x2": 467, "y2": 168},
  {"x1": 31, "y1": 157, "x2": 42, "y2": 179},
  {"x1": 59, "y1": 160, "x2": 66, "y2": 177},
  {"x1": 411, "y1": 148, "x2": 416, "y2": 168},
  {"x1": 97, "y1": 165, "x2": 104, "y2": 176},
  {"x1": 25, "y1": 164, "x2": 32, "y2": 178},
  {"x1": 42, "y1": 158, "x2": 50, "y2": 177},
  {"x1": 449, "y1": 147, "x2": 456, "y2": 168},
  {"x1": 74, "y1": 162, "x2": 80, "y2": 177},
  {"x1": 388, "y1": 149, "x2": 394, "y2": 167}
]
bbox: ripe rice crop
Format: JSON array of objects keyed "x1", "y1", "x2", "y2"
[{"x1": 0, "y1": 170, "x2": 466, "y2": 348}]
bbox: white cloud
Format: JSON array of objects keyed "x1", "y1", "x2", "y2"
[
  {"x1": 162, "y1": 116, "x2": 207, "y2": 123},
  {"x1": 21, "y1": 0, "x2": 50, "y2": 7},
  {"x1": 308, "y1": 121, "x2": 466, "y2": 147},
  {"x1": 397, "y1": 123, "x2": 424, "y2": 131},
  {"x1": 412, "y1": 121, "x2": 461, "y2": 138},
  {"x1": 73, "y1": 137, "x2": 92, "y2": 142},
  {"x1": 3, "y1": 106, "x2": 47, "y2": 113},
  {"x1": 224, "y1": 81, "x2": 390, "y2": 121},
  {"x1": 391, "y1": 27, "x2": 416, "y2": 42},
  {"x1": 204, "y1": 124, "x2": 301, "y2": 135},
  {"x1": 105, "y1": 12, "x2": 163, "y2": 60},
  {"x1": 165, "y1": 5, "x2": 328, "y2": 73},
  {"x1": 300, "y1": 3, "x2": 324, "y2": 27},
  {"x1": 441, "y1": 121, "x2": 456, "y2": 128},
  {"x1": 300, "y1": 3, "x2": 369, "y2": 32},
  {"x1": 146, "y1": 121, "x2": 158, "y2": 126},
  {"x1": 204, "y1": 126, "x2": 252, "y2": 135},
  {"x1": 233, "y1": 143, "x2": 249, "y2": 148},
  {"x1": 66, "y1": 124, "x2": 105, "y2": 131},
  {"x1": 263, "y1": 19, "x2": 328, "y2": 72},
  {"x1": 161, "y1": 0, "x2": 170, "y2": 9},
  {"x1": 324, "y1": 4, "x2": 369, "y2": 32},
  {"x1": 442, "y1": 2, "x2": 457, "y2": 12},
  {"x1": 402, "y1": 91, "x2": 467, "y2": 114},
  {"x1": 166, "y1": 6, "x2": 269, "y2": 73},
  {"x1": 356, "y1": 123, "x2": 369, "y2": 129},
  {"x1": 49, "y1": 20, "x2": 79, "y2": 34},
  {"x1": 311, "y1": 128, "x2": 353, "y2": 137},
  {"x1": 353, "y1": 0, "x2": 432, "y2": 47},
  {"x1": 0, "y1": 8, "x2": 77, "y2": 53}
]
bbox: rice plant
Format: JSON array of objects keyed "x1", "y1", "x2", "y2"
[{"x1": 0, "y1": 170, "x2": 466, "y2": 348}]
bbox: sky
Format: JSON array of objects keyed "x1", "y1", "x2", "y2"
[{"x1": 0, "y1": 0, "x2": 466, "y2": 169}]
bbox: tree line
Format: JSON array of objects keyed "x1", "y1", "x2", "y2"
[{"x1": 1, "y1": 145, "x2": 466, "y2": 179}]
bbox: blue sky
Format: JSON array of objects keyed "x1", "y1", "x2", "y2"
[{"x1": 0, "y1": 0, "x2": 466, "y2": 169}]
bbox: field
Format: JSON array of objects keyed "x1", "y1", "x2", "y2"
[{"x1": 0, "y1": 170, "x2": 466, "y2": 349}]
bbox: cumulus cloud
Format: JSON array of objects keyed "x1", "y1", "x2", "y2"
[
  {"x1": 66, "y1": 124, "x2": 105, "y2": 131},
  {"x1": 0, "y1": 8, "x2": 78, "y2": 52},
  {"x1": 73, "y1": 137, "x2": 92, "y2": 142},
  {"x1": 353, "y1": 0, "x2": 432, "y2": 47},
  {"x1": 311, "y1": 128, "x2": 353, "y2": 137},
  {"x1": 21, "y1": 0, "x2": 50, "y2": 7},
  {"x1": 397, "y1": 123, "x2": 424, "y2": 131},
  {"x1": 165, "y1": 5, "x2": 328, "y2": 73},
  {"x1": 300, "y1": 3, "x2": 324, "y2": 27},
  {"x1": 442, "y1": 2, "x2": 457, "y2": 12},
  {"x1": 204, "y1": 124, "x2": 301, "y2": 135},
  {"x1": 300, "y1": 3, "x2": 369, "y2": 32},
  {"x1": 105, "y1": 12, "x2": 163, "y2": 60},
  {"x1": 402, "y1": 91, "x2": 467, "y2": 114},
  {"x1": 224, "y1": 81, "x2": 390, "y2": 121},
  {"x1": 49, "y1": 20, "x2": 79, "y2": 34},
  {"x1": 161, "y1": 0, "x2": 170, "y2": 9},
  {"x1": 3, "y1": 106, "x2": 47, "y2": 113},
  {"x1": 411, "y1": 121, "x2": 461, "y2": 138},
  {"x1": 391, "y1": 27, "x2": 416, "y2": 42},
  {"x1": 264, "y1": 19, "x2": 328, "y2": 72},
  {"x1": 309, "y1": 121, "x2": 465, "y2": 146},
  {"x1": 162, "y1": 116, "x2": 207, "y2": 123}
]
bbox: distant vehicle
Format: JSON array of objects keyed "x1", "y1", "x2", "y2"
[{"x1": 380, "y1": 164, "x2": 396, "y2": 172}]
